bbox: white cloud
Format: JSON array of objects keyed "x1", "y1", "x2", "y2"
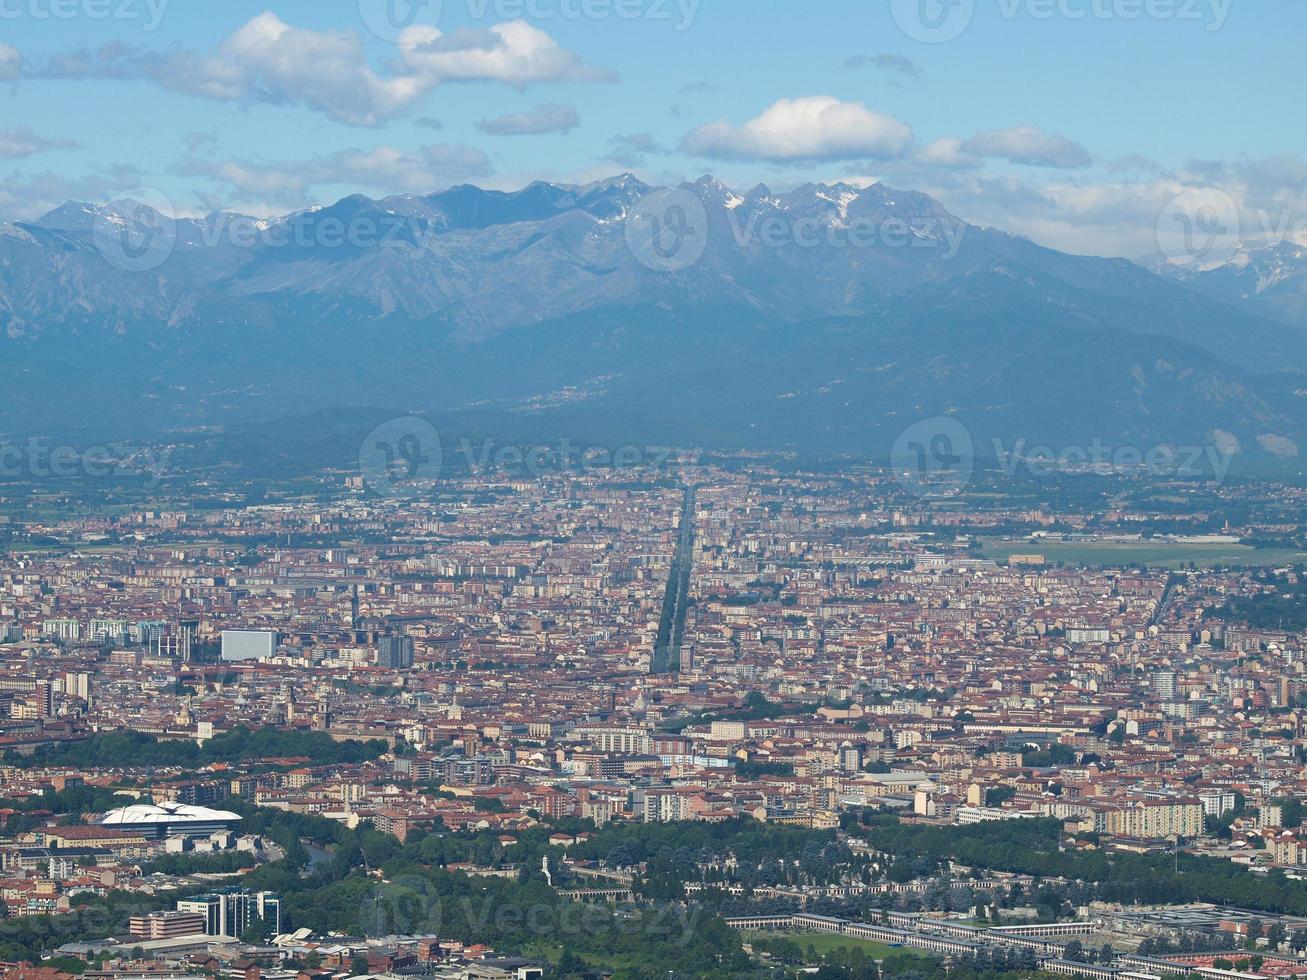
[
  {"x1": 682, "y1": 96, "x2": 914, "y2": 162},
  {"x1": 959, "y1": 125, "x2": 1092, "y2": 168},
  {"x1": 35, "y1": 15, "x2": 609, "y2": 127},
  {"x1": 324, "y1": 144, "x2": 493, "y2": 190},
  {"x1": 175, "y1": 143, "x2": 493, "y2": 211},
  {"x1": 870, "y1": 165, "x2": 1259, "y2": 259},
  {"x1": 0, "y1": 43, "x2": 20, "y2": 80},
  {"x1": 477, "y1": 162, "x2": 659, "y2": 195},
  {"x1": 196, "y1": 12, "x2": 425, "y2": 123},
  {"x1": 180, "y1": 159, "x2": 310, "y2": 202},
  {"x1": 0, "y1": 166, "x2": 141, "y2": 222},
  {"x1": 918, "y1": 137, "x2": 983, "y2": 170},
  {"x1": 0, "y1": 127, "x2": 81, "y2": 159},
  {"x1": 38, "y1": 14, "x2": 422, "y2": 127},
  {"x1": 606, "y1": 133, "x2": 668, "y2": 168},
  {"x1": 477, "y1": 103, "x2": 579, "y2": 136},
  {"x1": 398, "y1": 21, "x2": 616, "y2": 87}
]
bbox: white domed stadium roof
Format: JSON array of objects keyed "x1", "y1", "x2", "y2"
[{"x1": 100, "y1": 801, "x2": 241, "y2": 826}]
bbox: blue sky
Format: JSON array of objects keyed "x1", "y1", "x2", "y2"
[{"x1": 2, "y1": 0, "x2": 1304, "y2": 257}]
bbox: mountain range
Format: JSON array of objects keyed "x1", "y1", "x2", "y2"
[
  {"x1": 1145, "y1": 241, "x2": 1307, "y2": 327},
  {"x1": 2, "y1": 174, "x2": 1305, "y2": 474}
]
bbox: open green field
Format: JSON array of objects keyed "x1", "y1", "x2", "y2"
[
  {"x1": 982, "y1": 540, "x2": 1307, "y2": 570},
  {"x1": 524, "y1": 938, "x2": 757, "y2": 976},
  {"x1": 747, "y1": 931, "x2": 928, "y2": 959}
]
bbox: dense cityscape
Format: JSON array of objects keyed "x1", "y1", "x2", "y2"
[
  {"x1": 4, "y1": 1, "x2": 1307, "y2": 979},
  {"x1": 3, "y1": 457, "x2": 1307, "y2": 979}
]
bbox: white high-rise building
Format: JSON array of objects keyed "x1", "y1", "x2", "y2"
[{"x1": 221, "y1": 630, "x2": 278, "y2": 662}]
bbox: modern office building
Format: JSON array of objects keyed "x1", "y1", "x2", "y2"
[
  {"x1": 176, "y1": 890, "x2": 281, "y2": 938},
  {"x1": 133, "y1": 620, "x2": 169, "y2": 646},
  {"x1": 221, "y1": 629, "x2": 278, "y2": 662},
  {"x1": 41, "y1": 619, "x2": 82, "y2": 642},
  {"x1": 88, "y1": 619, "x2": 129, "y2": 643},
  {"x1": 1151, "y1": 669, "x2": 1177, "y2": 701},
  {"x1": 129, "y1": 910, "x2": 209, "y2": 940},
  {"x1": 377, "y1": 634, "x2": 415, "y2": 669},
  {"x1": 154, "y1": 621, "x2": 197, "y2": 660}
]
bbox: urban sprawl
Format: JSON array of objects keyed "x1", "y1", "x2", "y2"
[{"x1": 3, "y1": 462, "x2": 1307, "y2": 980}]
